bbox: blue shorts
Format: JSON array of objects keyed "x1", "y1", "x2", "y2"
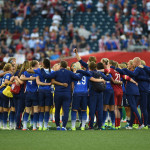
[
  {"x1": 1, "y1": 93, "x2": 10, "y2": 108},
  {"x1": 25, "y1": 92, "x2": 38, "y2": 107},
  {"x1": 122, "y1": 93, "x2": 129, "y2": 107},
  {"x1": 103, "y1": 89, "x2": 114, "y2": 105},
  {"x1": 72, "y1": 94, "x2": 88, "y2": 110},
  {"x1": 38, "y1": 90, "x2": 53, "y2": 107}
]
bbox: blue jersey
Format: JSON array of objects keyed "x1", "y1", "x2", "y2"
[
  {"x1": 73, "y1": 75, "x2": 89, "y2": 96},
  {"x1": 121, "y1": 78, "x2": 126, "y2": 93},
  {"x1": 24, "y1": 71, "x2": 38, "y2": 93},
  {"x1": 1, "y1": 73, "x2": 12, "y2": 93},
  {"x1": 34, "y1": 68, "x2": 51, "y2": 91}
]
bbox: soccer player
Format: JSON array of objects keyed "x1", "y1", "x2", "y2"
[
  {"x1": 41, "y1": 61, "x2": 83, "y2": 130},
  {"x1": 114, "y1": 60, "x2": 144, "y2": 129},
  {"x1": 71, "y1": 62, "x2": 105, "y2": 131},
  {"x1": 21, "y1": 60, "x2": 40, "y2": 130},
  {"x1": 120, "y1": 57, "x2": 149, "y2": 129},
  {"x1": 1, "y1": 63, "x2": 14, "y2": 129}
]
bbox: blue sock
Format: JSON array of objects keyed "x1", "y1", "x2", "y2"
[
  {"x1": 103, "y1": 111, "x2": 107, "y2": 126},
  {"x1": 0, "y1": 112, "x2": 3, "y2": 122},
  {"x1": 23, "y1": 112, "x2": 29, "y2": 122},
  {"x1": 3, "y1": 112, "x2": 8, "y2": 127},
  {"x1": 10, "y1": 111, "x2": 15, "y2": 124},
  {"x1": 71, "y1": 111, "x2": 76, "y2": 128},
  {"x1": 44, "y1": 112, "x2": 49, "y2": 128},
  {"x1": 110, "y1": 111, "x2": 115, "y2": 126},
  {"x1": 33, "y1": 113, "x2": 38, "y2": 129},
  {"x1": 39, "y1": 112, "x2": 44, "y2": 127},
  {"x1": 30, "y1": 114, "x2": 33, "y2": 125},
  {"x1": 71, "y1": 111, "x2": 76, "y2": 121}
]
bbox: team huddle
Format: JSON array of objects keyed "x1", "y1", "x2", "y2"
[{"x1": 0, "y1": 48, "x2": 150, "y2": 131}]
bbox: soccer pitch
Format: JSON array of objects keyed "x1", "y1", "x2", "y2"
[{"x1": 0, "y1": 122, "x2": 150, "y2": 150}]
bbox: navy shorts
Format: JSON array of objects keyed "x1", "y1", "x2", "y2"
[
  {"x1": 25, "y1": 92, "x2": 38, "y2": 107},
  {"x1": 122, "y1": 93, "x2": 129, "y2": 107},
  {"x1": 1, "y1": 93, "x2": 10, "y2": 108},
  {"x1": 72, "y1": 94, "x2": 88, "y2": 110},
  {"x1": 103, "y1": 89, "x2": 114, "y2": 105},
  {"x1": 38, "y1": 89, "x2": 53, "y2": 107}
]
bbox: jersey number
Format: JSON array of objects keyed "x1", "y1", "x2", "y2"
[
  {"x1": 115, "y1": 73, "x2": 120, "y2": 81},
  {"x1": 77, "y1": 76, "x2": 86, "y2": 85}
]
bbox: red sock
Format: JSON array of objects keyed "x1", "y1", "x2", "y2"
[
  {"x1": 115, "y1": 118, "x2": 118, "y2": 127},
  {"x1": 118, "y1": 118, "x2": 120, "y2": 126}
]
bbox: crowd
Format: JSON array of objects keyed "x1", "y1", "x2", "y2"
[
  {"x1": 0, "y1": 0, "x2": 150, "y2": 61},
  {"x1": 0, "y1": 48, "x2": 150, "y2": 131}
]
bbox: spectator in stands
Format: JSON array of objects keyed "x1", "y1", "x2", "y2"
[
  {"x1": 35, "y1": 0, "x2": 44, "y2": 11},
  {"x1": 147, "y1": 17, "x2": 150, "y2": 34},
  {"x1": 123, "y1": 2, "x2": 129, "y2": 16},
  {"x1": 76, "y1": 0, "x2": 85, "y2": 12},
  {"x1": 68, "y1": 22, "x2": 74, "y2": 40},
  {"x1": 107, "y1": 0, "x2": 114, "y2": 16},
  {"x1": 50, "y1": 44, "x2": 61, "y2": 60},
  {"x1": 90, "y1": 23, "x2": 99, "y2": 41},
  {"x1": 24, "y1": 2, "x2": 31, "y2": 19},
  {"x1": 127, "y1": 35, "x2": 136, "y2": 51},
  {"x1": 59, "y1": 25, "x2": 68, "y2": 44},
  {"x1": 78, "y1": 36, "x2": 89, "y2": 52},
  {"x1": 67, "y1": 0, "x2": 74, "y2": 18},
  {"x1": 78, "y1": 25, "x2": 91, "y2": 40},
  {"x1": 62, "y1": 44, "x2": 70, "y2": 57},
  {"x1": 41, "y1": 3, "x2": 48, "y2": 18},
  {"x1": 43, "y1": 27, "x2": 50, "y2": 42},
  {"x1": 3, "y1": 2, "x2": 11, "y2": 19},
  {"x1": 115, "y1": 11, "x2": 120, "y2": 23},
  {"x1": 31, "y1": 28, "x2": 39, "y2": 40},
  {"x1": 141, "y1": 35, "x2": 149, "y2": 48},
  {"x1": 28, "y1": 36, "x2": 36, "y2": 51},
  {"x1": 12, "y1": 30, "x2": 21, "y2": 45},
  {"x1": 135, "y1": 24, "x2": 143, "y2": 38},
  {"x1": 52, "y1": 11, "x2": 62, "y2": 25},
  {"x1": 49, "y1": 22, "x2": 58, "y2": 32},
  {"x1": 146, "y1": 0, "x2": 150, "y2": 12},
  {"x1": 115, "y1": 22, "x2": 123, "y2": 36},
  {"x1": 111, "y1": 33, "x2": 120, "y2": 50},
  {"x1": 85, "y1": 0, "x2": 92, "y2": 13},
  {"x1": 124, "y1": 20, "x2": 130, "y2": 33},
  {"x1": 98, "y1": 35, "x2": 105, "y2": 52},
  {"x1": 0, "y1": 30, "x2": 7, "y2": 42},
  {"x1": 50, "y1": 29, "x2": 57, "y2": 44},
  {"x1": 96, "y1": 0, "x2": 104, "y2": 12},
  {"x1": 0, "y1": 4, "x2": 2, "y2": 21},
  {"x1": 70, "y1": 38, "x2": 79, "y2": 55},
  {"x1": 105, "y1": 34, "x2": 112, "y2": 51}
]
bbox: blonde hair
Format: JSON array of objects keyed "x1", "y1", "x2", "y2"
[
  {"x1": 141, "y1": 60, "x2": 146, "y2": 65},
  {"x1": 74, "y1": 62, "x2": 82, "y2": 70},
  {"x1": 3, "y1": 63, "x2": 12, "y2": 72},
  {"x1": 101, "y1": 58, "x2": 109, "y2": 65},
  {"x1": 119, "y1": 63, "x2": 127, "y2": 69}
]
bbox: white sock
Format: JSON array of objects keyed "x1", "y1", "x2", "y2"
[
  {"x1": 82, "y1": 120, "x2": 86, "y2": 128},
  {"x1": 39, "y1": 122, "x2": 43, "y2": 128},
  {"x1": 0, "y1": 121, "x2": 2, "y2": 128},
  {"x1": 33, "y1": 123, "x2": 37, "y2": 130},
  {"x1": 60, "y1": 115, "x2": 62, "y2": 121},
  {"x1": 23, "y1": 121, "x2": 27, "y2": 129},
  {"x1": 71, "y1": 120, "x2": 76, "y2": 128},
  {"x1": 44, "y1": 122, "x2": 48, "y2": 128}
]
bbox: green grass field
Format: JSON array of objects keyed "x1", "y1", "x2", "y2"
[{"x1": 0, "y1": 122, "x2": 150, "y2": 150}]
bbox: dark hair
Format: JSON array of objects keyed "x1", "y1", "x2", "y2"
[
  {"x1": 31, "y1": 60, "x2": 38, "y2": 67},
  {"x1": 19, "y1": 61, "x2": 30, "y2": 77},
  {"x1": 89, "y1": 56, "x2": 97, "y2": 63},
  {"x1": 88, "y1": 61, "x2": 96, "y2": 71},
  {"x1": 0, "y1": 62, "x2": 6, "y2": 70},
  {"x1": 43, "y1": 58, "x2": 51, "y2": 72},
  {"x1": 97, "y1": 62, "x2": 104, "y2": 70},
  {"x1": 60, "y1": 61, "x2": 68, "y2": 68}
]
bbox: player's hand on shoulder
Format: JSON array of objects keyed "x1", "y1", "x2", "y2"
[
  {"x1": 73, "y1": 48, "x2": 77, "y2": 53},
  {"x1": 63, "y1": 83, "x2": 68, "y2": 87},
  {"x1": 138, "y1": 65, "x2": 144, "y2": 68}
]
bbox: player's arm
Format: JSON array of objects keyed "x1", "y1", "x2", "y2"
[
  {"x1": 123, "y1": 67, "x2": 140, "y2": 77},
  {"x1": 111, "y1": 77, "x2": 123, "y2": 85},
  {"x1": 4, "y1": 79, "x2": 13, "y2": 85},
  {"x1": 76, "y1": 70, "x2": 92, "y2": 76},
  {"x1": 20, "y1": 75, "x2": 36, "y2": 81},
  {"x1": 143, "y1": 65, "x2": 150, "y2": 74},
  {"x1": 90, "y1": 77, "x2": 105, "y2": 83},
  {"x1": 97, "y1": 72, "x2": 111, "y2": 81},
  {"x1": 121, "y1": 75, "x2": 138, "y2": 85},
  {"x1": 70, "y1": 71, "x2": 83, "y2": 81},
  {"x1": 36, "y1": 76, "x2": 51, "y2": 86},
  {"x1": 71, "y1": 82, "x2": 74, "y2": 93},
  {"x1": 51, "y1": 79, "x2": 68, "y2": 87},
  {"x1": 14, "y1": 76, "x2": 24, "y2": 84},
  {"x1": 41, "y1": 68, "x2": 54, "y2": 79},
  {"x1": 136, "y1": 75, "x2": 150, "y2": 82},
  {"x1": 73, "y1": 48, "x2": 88, "y2": 69},
  {"x1": 27, "y1": 69, "x2": 35, "y2": 74},
  {"x1": 0, "y1": 84, "x2": 5, "y2": 89},
  {"x1": 0, "y1": 71, "x2": 12, "y2": 77}
]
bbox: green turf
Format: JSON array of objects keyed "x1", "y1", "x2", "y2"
[{"x1": 0, "y1": 122, "x2": 150, "y2": 150}]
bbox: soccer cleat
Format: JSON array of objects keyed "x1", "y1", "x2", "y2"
[
  {"x1": 110, "y1": 125, "x2": 115, "y2": 130},
  {"x1": 72, "y1": 127, "x2": 76, "y2": 131},
  {"x1": 88, "y1": 127, "x2": 94, "y2": 130},
  {"x1": 133, "y1": 124, "x2": 138, "y2": 129},
  {"x1": 126, "y1": 126, "x2": 133, "y2": 130},
  {"x1": 81, "y1": 127, "x2": 85, "y2": 131},
  {"x1": 143, "y1": 126, "x2": 148, "y2": 130},
  {"x1": 22, "y1": 128, "x2": 29, "y2": 131},
  {"x1": 137, "y1": 124, "x2": 144, "y2": 130},
  {"x1": 108, "y1": 122, "x2": 112, "y2": 127},
  {"x1": 38, "y1": 127, "x2": 43, "y2": 131},
  {"x1": 43, "y1": 127, "x2": 49, "y2": 131},
  {"x1": 105, "y1": 122, "x2": 108, "y2": 127},
  {"x1": 57, "y1": 126, "x2": 61, "y2": 130},
  {"x1": 118, "y1": 126, "x2": 121, "y2": 129},
  {"x1": 60, "y1": 121, "x2": 62, "y2": 123},
  {"x1": 115, "y1": 127, "x2": 119, "y2": 130},
  {"x1": 3, "y1": 127, "x2": 9, "y2": 130},
  {"x1": 52, "y1": 120, "x2": 55, "y2": 123},
  {"x1": 61, "y1": 127, "x2": 67, "y2": 131},
  {"x1": 9, "y1": 126, "x2": 14, "y2": 130},
  {"x1": 101, "y1": 126, "x2": 106, "y2": 130}
]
